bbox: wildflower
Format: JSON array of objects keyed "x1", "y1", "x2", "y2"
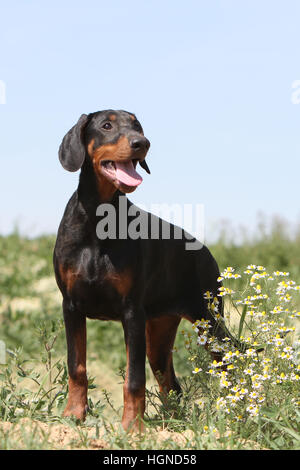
[
  {"x1": 262, "y1": 358, "x2": 271, "y2": 364},
  {"x1": 247, "y1": 310, "x2": 256, "y2": 317},
  {"x1": 277, "y1": 326, "x2": 295, "y2": 333},
  {"x1": 280, "y1": 294, "x2": 292, "y2": 303},
  {"x1": 226, "y1": 394, "x2": 240, "y2": 404},
  {"x1": 223, "y1": 351, "x2": 235, "y2": 362},
  {"x1": 252, "y1": 381, "x2": 262, "y2": 390},
  {"x1": 237, "y1": 298, "x2": 253, "y2": 305},
  {"x1": 220, "y1": 378, "x2": 231, "y2": 388},
  {"x1": 273, "y1": 335, "x2": 284, "y2": 347},
  {"x1": 207, "y1": 296, "x2": 220, "y2": 313},
  {"x1": 196, "y1": 399, "x2": 205, "y2": 407},
  {"x1": 247, "y1": 264, "x2": 256, "y2": 270},
  {"x1": 214, "y1": 313, "x2": 225, "y2": 323},
  {"x1": 260, "y1": 324, "x2": 270, "y2": 332},
  {"x1": 218, "y1": 286, "x2": 235, "y2": 296},
  {"x1": 216, "y1": 397, "x2": 227, "y2": 410},
  {"x1": 246, "y1": 404, "x2": 259, "y2": 417},
  {"x1": 279, "y1": 352, "x2": 293, "y2": 360},
  {"x1": 219, "y1": 370, "x2": 228, "y2": 379},
  {"x1": 197, "y1": 318, "x2": 212, "y2": 329},
  {"x1": 210, "y1": 342, "x2": 224, "y2": 353},
  {"x1": 251, "y1": 373, "x2": 260, "y2": 381},
  {"x1": 192, "y1": 318, "x2": 211, "y2": 333},
  {"x1": 204, "y1": 291, "x2": 213, "y2": 300},
  {"x1": 220, "y1": 267, "x2": 235, "y2": 279},
  {"x1": 276, "y1": 281, "x2": 294, "y2": 298},
  {"x1": 222, "y1": 337, "x2": 232, "y2": 342},
  {"x1": 250, "y1": 391, "x2": 259, "y2": 400},
  {"x1": 291, "y1": 373, "x2": 300, "y2": 381},
  {"x1": 211, "y1": 360, "x2": 223, "y2": 368},
  {"x1": 245, "y1": 348, "x2": 256, "y2": 358},
  {"x1": 290, "y1": 311, "x2": 300, "y2": 318},
  {"x1": 249, "y1": 294, "x2": 268, "y2": 301},
  {"x1": 270, "y1": 305, "x2": 283, "y2": 315},
  {"x1": 192, "y1": 367, "x2": 202, "y2": 374},
  {"x1": 250, "y1": 272, "x2": 268, "y2": 285},
  {"x1": 261, "y1": 372, "x2": 271, "y2": 381},
  {"x1": 238, "y1": 378, "x2": 247, "y2": 386},
  {"x1": 197, "y1": 335, "x2": 208, "y2": 346}
]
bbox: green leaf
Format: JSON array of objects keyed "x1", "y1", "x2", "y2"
[{"x1": 238, "y1": 304, "x2": 247, "y2": 339}]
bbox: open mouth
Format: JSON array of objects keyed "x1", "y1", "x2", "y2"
[{"x1": 100, "y1": 158, "x2": 143, "y2": 190}]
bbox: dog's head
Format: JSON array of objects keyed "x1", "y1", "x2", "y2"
[{"x1": 59, "y1": 110, "x2": 150, "y2": 194}]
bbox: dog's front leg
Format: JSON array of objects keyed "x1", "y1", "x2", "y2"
[
  {"x1": 121, "y1": 308, "x2": 146, "y2": 432},
  {"x1": 62, "y1": 300, "x2": 88, "y2": 420}
]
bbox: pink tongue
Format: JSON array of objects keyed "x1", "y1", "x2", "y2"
[{"x1": 115, "y1": 161, "x2": 143, "y2": 187}]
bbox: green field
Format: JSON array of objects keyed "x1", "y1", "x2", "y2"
[{"x1": 0, "y1": 221, "x2": 299, "y2": 450}]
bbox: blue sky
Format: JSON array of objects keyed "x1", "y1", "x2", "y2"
[{"x1": 0, "y1": 1, "x2": 300, "y2": 241}]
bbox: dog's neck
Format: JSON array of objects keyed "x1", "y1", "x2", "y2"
[
  {"x1": 78, "y1": 157, "x2": 118, "y2": 202},
  {"x1": 77, "y1": 157, "x2": 123, "y2": 219}
]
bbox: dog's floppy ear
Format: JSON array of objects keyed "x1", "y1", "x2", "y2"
[
  {"x1": 139, "y1": 159, "x2": 151, "y2": 174},
  {"x1": 59, "y1": 114, "x2": 89, "y2": 172}
]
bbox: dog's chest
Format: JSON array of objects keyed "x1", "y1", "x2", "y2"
[{"x1": 60, "y1": 248, "x2": 133, "y2": 319}]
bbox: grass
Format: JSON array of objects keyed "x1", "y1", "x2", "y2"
[{"x1": 0, "y1": 219, "x2": 299, "y2": 450}]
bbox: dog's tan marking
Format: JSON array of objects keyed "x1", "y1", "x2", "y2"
[
  {"x1": 105, "y1": 269, "x2": 133, "y2": 297},
  {"x1": 59, "y1": 264, "x2": 80, "y2": 294},
  {"x1": 87, "y1": 136, "x2": 133, "y2": 201}
]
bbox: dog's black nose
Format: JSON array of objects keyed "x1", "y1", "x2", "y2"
[{"x1": 130, "y1": 137, "x2": 150, "y2": 151}]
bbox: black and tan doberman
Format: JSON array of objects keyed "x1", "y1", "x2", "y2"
[{"x1": 53, "y1": 110, "x2": 229, "y2": 431}]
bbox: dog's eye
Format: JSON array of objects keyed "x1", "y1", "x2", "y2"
[{"x1": 102, "y1": 122, "x2": 112, "y2": 130}]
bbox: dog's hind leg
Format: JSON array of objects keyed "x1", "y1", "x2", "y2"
[{"x1": 146, "y1": 315, "x2": 182, "y2": 396}]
